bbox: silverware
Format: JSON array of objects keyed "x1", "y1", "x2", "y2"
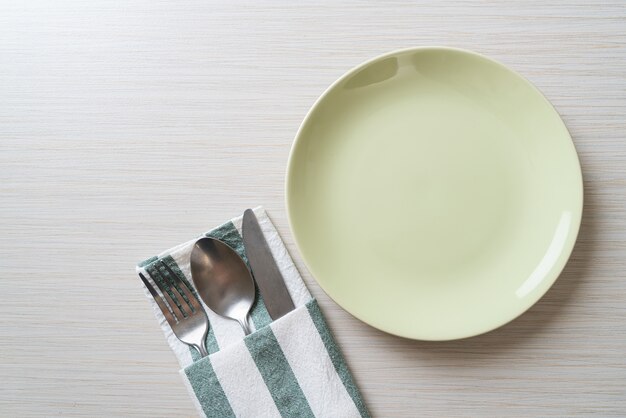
[
  {"x1": 242, "y1": 209, "x2": 295, "y2": 320},
  {"x1": 190, "y1": 238, "x2": 255, "y2": 335},
  {"x1": 138, "y1": 260, "x2": 209, "y2": 357}
]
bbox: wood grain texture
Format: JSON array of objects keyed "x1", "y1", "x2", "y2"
[{"x1": 1, "y1": 1, "x2": 625, "y2": 416}]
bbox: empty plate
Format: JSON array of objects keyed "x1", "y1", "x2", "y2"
[{"x1": 286, "y1": 47, "x2": 583, "y2": 340}]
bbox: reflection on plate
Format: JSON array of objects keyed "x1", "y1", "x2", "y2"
[{"x1": 286, "y1": 47, "x2": 582, "y2": 340}]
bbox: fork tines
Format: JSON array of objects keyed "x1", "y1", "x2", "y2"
[
  {"x1": 138, "y1": 259, "x2": 210, "y2": 357},
  {"x1": 138, "y1": 260, "x2": 202, "y2": 324}
]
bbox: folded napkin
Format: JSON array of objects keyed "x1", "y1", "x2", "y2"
[{"x1": 136, "y1": 207, "x2": 370, "y2": 418}]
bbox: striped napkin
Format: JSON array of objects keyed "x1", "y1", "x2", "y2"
[{"x1": 136, "y1": 207, "x2": 370, "y2": 418}]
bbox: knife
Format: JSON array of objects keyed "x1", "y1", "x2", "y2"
[{"x1": 242, "y1": 209, "x2": 295, "y2": 320}]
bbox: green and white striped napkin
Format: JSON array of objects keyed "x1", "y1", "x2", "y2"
[{"x1": 136, "y1": 207, "x2": 370, "y2": 418}]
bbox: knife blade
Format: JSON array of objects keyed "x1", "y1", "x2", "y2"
[{"x1": 242, "y1": 209, "x2": 295, "y2": 320}]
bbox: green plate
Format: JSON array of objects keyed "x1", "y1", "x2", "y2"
[{"x1": 286, "y1": 47, "x2": 583, "y2": 340}]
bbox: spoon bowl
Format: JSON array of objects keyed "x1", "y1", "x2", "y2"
[{"x1": 190, "y1": 237, "x2": 255, "y2": 335}]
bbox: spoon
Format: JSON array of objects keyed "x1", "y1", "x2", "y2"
[{"x1": 190, "y1": 237, "x2": 255, "y2": 335}]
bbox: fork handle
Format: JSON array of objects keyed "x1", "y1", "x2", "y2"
[{"x1": 197, "y1": 341, "x2": 208, "y2": 358}]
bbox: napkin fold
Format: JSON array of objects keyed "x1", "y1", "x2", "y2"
[{"x1": 136, "y1": 207, "x2": 369, "y2": 418}]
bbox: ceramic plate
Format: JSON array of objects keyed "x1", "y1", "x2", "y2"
[{"x1": 286, "y1": 47, "x2": 583, "y2": 340}]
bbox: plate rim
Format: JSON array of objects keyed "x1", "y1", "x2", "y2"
[{"x1": 285, "y1": 46, "x2": 584, "y2": 341}]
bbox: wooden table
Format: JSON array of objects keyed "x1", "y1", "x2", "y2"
[{"x1": 2, "y1": 1, "x2": 625, "y2": 416}]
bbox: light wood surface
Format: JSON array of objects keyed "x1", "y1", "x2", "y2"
[{"x1": 1, "y1": 1, "x2": 625, "y2": 417}]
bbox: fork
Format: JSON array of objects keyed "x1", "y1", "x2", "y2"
[{"x1": 139, "y1": 260, "x2": 209, "y2": 357}]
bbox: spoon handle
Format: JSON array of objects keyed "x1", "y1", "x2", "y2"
[{"x1": 239, "y1": 315, "x2": 252, "y2": 336}]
